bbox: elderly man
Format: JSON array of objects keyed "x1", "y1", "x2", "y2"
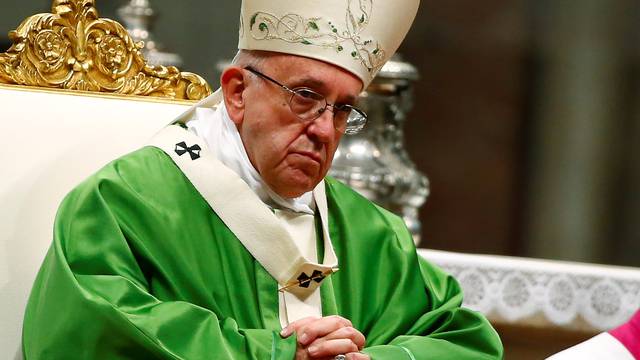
[{"x1": 22, "y1": 1, "x2": 502, "y2": 359}]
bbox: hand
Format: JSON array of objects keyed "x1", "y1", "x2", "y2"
[{"x1": 280, "y1": 316, "x2": 367, "y2": 360}]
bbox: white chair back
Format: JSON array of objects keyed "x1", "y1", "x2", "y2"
[{"x1": 0, "y1": 85, "x2": 191, "y2": 358}]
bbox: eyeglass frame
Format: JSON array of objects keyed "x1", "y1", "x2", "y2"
[{"x1": 243, "y1": 66, "x2": 368, "y2": 135}]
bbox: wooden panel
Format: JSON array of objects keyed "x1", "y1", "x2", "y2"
[{"x1": 400, "y1": 0, "x2": 529, "y2": 254}]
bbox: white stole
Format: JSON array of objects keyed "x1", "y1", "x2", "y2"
[{"x1": 147, "y1": 125, "x2": 338, "y2": 327}]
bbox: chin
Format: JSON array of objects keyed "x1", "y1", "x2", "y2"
[
  {"x1": 268, "y1": 166, "x2": 325, "y2": 198},
  {"x1": 280, "y1": 181, "x2": 315, "y2": 198},
  {"x1": 280, "y1": 176, "x2": 320, "y2": 198}
]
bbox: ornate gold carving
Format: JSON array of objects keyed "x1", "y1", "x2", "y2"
[{"x1": 0, "y1": 0, "x2": 212, "y2": 101}]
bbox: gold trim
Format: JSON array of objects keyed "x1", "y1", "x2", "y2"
[
  {"x1": 278, "y1": 269, "x2": 337, "y2": 292},
  {"x1": 0, "y1": 82, "x2": 196, "y2": 105},
  {"x1": 0, "y1": 0, "x2": 212, "y2": 101}
]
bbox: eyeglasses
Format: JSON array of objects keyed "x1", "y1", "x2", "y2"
[{"x1": 244, "y1": 67, "x2": 367, "y2": 135}]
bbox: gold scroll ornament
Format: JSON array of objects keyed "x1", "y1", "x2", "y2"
[{"x1": 0, "y1": 0, "x2": 212, "y2": 101}]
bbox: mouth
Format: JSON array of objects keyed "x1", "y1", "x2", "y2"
[{"x1": 291, "y1": 151, "x2": 322, "y2": 165}]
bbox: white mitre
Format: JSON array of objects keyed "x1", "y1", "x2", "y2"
[
  {"x1": 239, "y1": 0, "x2": 420, "y2": 88},
  {"x1": 175, "y1": 0, "x2": 420, "y2": 114}
]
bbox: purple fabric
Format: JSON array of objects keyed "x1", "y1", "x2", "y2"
[{"x1": 610, "y1": 310, "x2": 640, "y2": 360}]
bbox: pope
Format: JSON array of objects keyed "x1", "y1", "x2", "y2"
[{"x1": 22, "y1": 0, "x2": 503, "y2": 359}]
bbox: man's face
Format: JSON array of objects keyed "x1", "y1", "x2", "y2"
[{"x1": 237, "y1": 55, "x2": 363, "y2": 198}]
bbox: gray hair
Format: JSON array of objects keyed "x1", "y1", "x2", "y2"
[{"x1": 231, "y1": 49, "x2": 275, "y2": 70}]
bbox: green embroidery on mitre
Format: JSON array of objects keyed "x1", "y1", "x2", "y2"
[{"x1": 248, "y1": 0, "x2": 385, "y2": 74}]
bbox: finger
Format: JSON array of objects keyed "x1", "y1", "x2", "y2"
[
  {"x1": 308, "y1": 327, "x2": 366, "y2": 350},
  {"x1": 346, "y1": 352, "x2": 371, "y2": 360},
  {"x1": 298, "y1": 315, "x2": 353, "y2": 345},
  {"x1": 307, "y1": 338, "x2": 359, "y2": 358},
  {"x1": 281, "y1": 316, "x2": 320, "y2": 338}
]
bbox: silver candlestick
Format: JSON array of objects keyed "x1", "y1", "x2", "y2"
[
  {"x1": 117, "y1": 0, "x2": 183, "y2": 67},
  {"x1": 330, "y1": 55, "x2": 429, "y2": 244}
]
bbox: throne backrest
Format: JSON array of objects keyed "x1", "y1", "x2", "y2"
[{"x1": 0, "y1": 1, "x2": 212, "y2": 357}]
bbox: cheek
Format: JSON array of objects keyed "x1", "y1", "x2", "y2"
[
  {"x1": 245, "y1": 125, "x2": 294, "y2": 174},
  {"x1": 324, "y1": 136, "x2": 341, "y2": 163}
]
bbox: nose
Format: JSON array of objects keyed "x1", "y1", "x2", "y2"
[{"x1": 307, "y1": 108, "x2": 336, "y2": 143}]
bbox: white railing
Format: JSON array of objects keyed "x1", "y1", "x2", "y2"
[{"x1": 419, "y1": 249, "x2": 640, "y2": 332}]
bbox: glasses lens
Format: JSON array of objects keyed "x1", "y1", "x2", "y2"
[
  {"x1": 344, "y1": 109, "x2": 367, "y2": 135},
  {"x1": 290, "y1": 89, "x2": 325, "y2": 120}
]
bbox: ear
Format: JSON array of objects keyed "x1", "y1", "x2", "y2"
[{"x1": 221, "y1": 67, "x2": 247, "y2": 126}]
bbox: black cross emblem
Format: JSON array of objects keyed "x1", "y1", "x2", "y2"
[
  {"x1": 297, "y1": 270, "x2": 326, "y2": 289},
  {"x1": 175, "y1": 141, "x2": 202, "y2": 160}
]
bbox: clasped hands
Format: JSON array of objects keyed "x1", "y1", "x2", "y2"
[{"x1": 281, "y1": 316, "x2": 370, "y2": 360}]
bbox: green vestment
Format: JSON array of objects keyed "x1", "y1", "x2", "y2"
[{"x1": 22, "y1": 146, "x2": 503, "y2": 359}]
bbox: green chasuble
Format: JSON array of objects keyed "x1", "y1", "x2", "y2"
[{"x1": 22, "y1": 146, "x2": 503, "y2": 359}]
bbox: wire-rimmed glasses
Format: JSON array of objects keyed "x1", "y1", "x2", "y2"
[{"x1": 245, "y1": 66, "x2": 367, "y2": 135}]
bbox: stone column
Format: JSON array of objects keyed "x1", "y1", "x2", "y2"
[{"x1": 524, "y1": 0, "x2": 634, "y2": 262}]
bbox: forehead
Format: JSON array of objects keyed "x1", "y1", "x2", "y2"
[{"x1": 264, "y1": 54, "x2": 364, "y2": 98}]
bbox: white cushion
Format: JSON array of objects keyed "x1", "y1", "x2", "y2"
[{"x1": 0, "y1": 85, "x2": 191, "y2": 358}]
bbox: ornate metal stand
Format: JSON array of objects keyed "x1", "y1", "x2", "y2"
[
  {"x1": 329, "y1": 55, "x2": 429, "y2": 244},
  {"x1": 117, "y1": 0, "x2": 183, "y2": 67}
]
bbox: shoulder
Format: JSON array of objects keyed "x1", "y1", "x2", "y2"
[
  {"x1": 324, "y1": 176, "x2": 409, "y2": 229},
  {"x1": 324, "y1": 177, "x2": 414, "y2": 251},
  {"x1": 62, "y1": 146, "x2": 188, "y2": 209}
]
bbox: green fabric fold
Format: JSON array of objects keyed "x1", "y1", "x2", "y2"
[{"x1": 23, "y1": 147, "x2": 502, "y2": 359}]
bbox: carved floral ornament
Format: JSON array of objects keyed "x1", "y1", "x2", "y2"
[{"x1": 0, "y1": 0, "x2": 211, "y2": 101}]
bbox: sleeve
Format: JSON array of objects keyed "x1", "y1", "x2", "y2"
[
  {"x1": 360, "y1": 211, "x2": 504, "y2": 360},
  {"x1": 22, "y1": 176, "x2": 297, "y2": 360},
  {"x1": 546, "y1": 333, "x2": 636, "y2": 360}
]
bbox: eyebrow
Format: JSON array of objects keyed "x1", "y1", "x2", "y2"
[
  {"x1": 288, "y1": 77, "x2": 359, "y2": 104},
  {"x1": 288, "y1": 77, "x2": 326, "y2": 91}
]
